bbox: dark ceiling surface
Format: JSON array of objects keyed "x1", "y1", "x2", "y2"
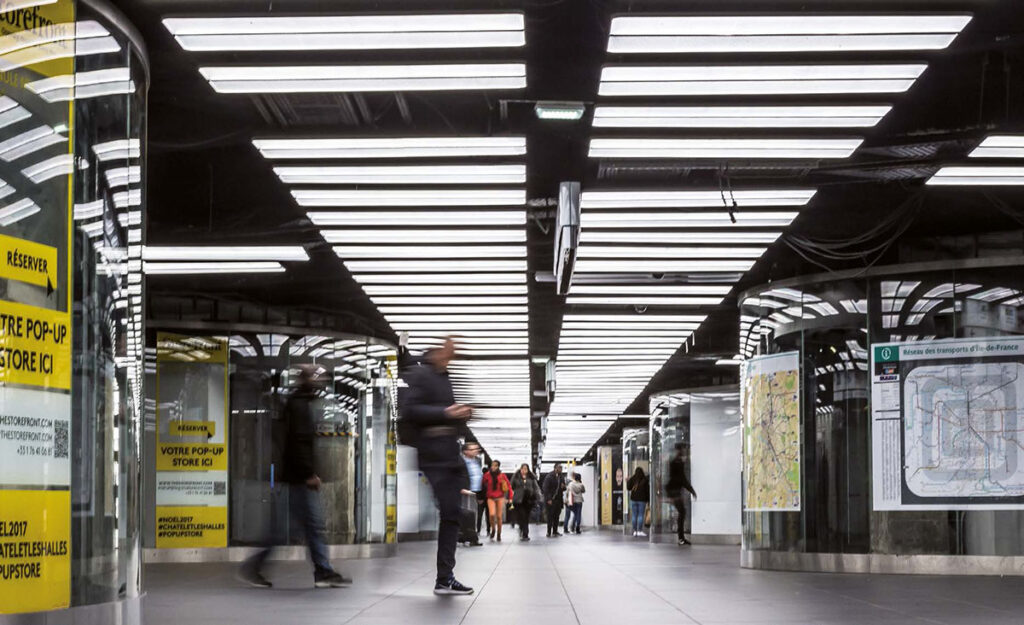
[{"x1": 116, "y1": 0, "x2": 1024, "y2": 453}]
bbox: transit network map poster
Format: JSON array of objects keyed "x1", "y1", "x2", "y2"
[
  {"x1": 742, "y1": 352, "x2": 801, "y2": 511},
  {"x1": 872, "y1": 337, "x2": 1024, "y2": 510}
]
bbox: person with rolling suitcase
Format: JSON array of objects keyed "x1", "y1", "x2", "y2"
[{"x1": 459, "y1": 442, "x2": 484, "y2": 547}]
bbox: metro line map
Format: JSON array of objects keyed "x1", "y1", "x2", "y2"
[
  {"x1": 742, "y1": 352, "x2": 801, "y2": 511},
  {"x1": 904, "y1": 362, "x2": 1024, "y2": 499}
]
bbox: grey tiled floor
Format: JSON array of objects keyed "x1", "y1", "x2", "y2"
[{"x1": 144, "y1": 530, "x2": 1024, "y2": 625}]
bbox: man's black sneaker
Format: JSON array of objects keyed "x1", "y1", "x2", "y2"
[
  {"x1": 678, "y1": 538, "x2": 692, "y2": 546},
  {"x1": 434, "y1": 577, "x2": 474, "y2": 596},
  {"x1": 314, "y1": 572, "x2": 353, "y2": 588},
  {"x1": 237, "y1": 569, "x2": 272, "y2": 589}
]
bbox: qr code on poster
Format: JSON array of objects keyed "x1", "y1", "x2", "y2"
[
  {"x1": 53, "y1": 420, "x2": 69, "y2": 459},
  {"x1": 214, "y1": 481, "x2": 226, "y2": 495}
]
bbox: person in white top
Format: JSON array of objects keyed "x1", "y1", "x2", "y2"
[{"x1": 566, "y1": 473, "x2": 585, "y2": 535}]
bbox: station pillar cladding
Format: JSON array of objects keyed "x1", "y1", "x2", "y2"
[{"x1": 0, "y1": 0, "x2": 149, "y2": 622}]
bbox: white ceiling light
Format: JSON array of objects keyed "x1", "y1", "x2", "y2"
[
  {"x1": 254, "y1": 136, "x2": 526, "y2": 159},
  {"x1": 581, "y1": 189, "x2": 815, "y2": 208},
  {"x1": 565, "y1": 295, "x2": 725, "y2": 306},
  {"x1": 577, "y1": 246, "x2": 766, "y2": 259},
  {"x1": 0, "y1": 96, "x2": 30, "y2": 131},
  {"x1": 336, "y1": 245, "x2": 525, "y2": 259},
  {"x1": 199, "y1": 63, "x2": 527, "y2": 94},
  {"x1": 104, "y1": 166, "x2": 141, "y2": 188},
  {"x1": 143, "y1": 246, "x2": 309, "y2": 261},
  {"x1": 593, "y1": 105, "x2": 892, "y2": 129},
  {"x1": 0, "y1": 198, "x2": 40, "y2": 226},
  {"x1": 28, "y1": 67, "x2": 134, "y2": 103},
  {"x1": 569, "y1": 285, "x2": 731, "y2": 295},
  {"x1": 599, "y1": 64, "x2": 926, "y2": 96},
  {"x1": 0, "y1": 126, "x2": 64, "y2": 162},
  {"x1": 372, "y1": 296, "x2": 527, "y2": 305},
  {"x1": 581, "y1": 211, "x2": 799, "y2": 228},
  {"x1": 607, "y1": 15, "x2": 971, "y2": 54},
  {"x1": 560, "y1": 328, "x2": 699, "y2": 336},
  {"x1": 309, "y1": 210, "x2": 525, "y2": 227},
  {"x1": 580, "y1": 231, "x2": 781, "y2": 244},
  {"x1": 144, "y1": 261, "x2": 285, "y2": 274},
  {"x1": 968, "y1": 136, "x2": 1024, "y2": 159},
  {"x1": 275, "y1": 164, "x2": 526, "y2": 185},
  {"x1": 408, "y1": 330, "x2": 529, "y2": 339},
  {"x1": 352, "y1": 273, "x2": 526, "y2": 284},
  {"x1": 293, "y1": 188, "x2": 526, "y2": 207},
  {"x1": 574, "y1": 259, "x2": 755, "y2": 272},
  {"x1": 347, "y1": 260, "x2": 525, "y2": 272},
  {"x1": 927, "y1": 166, "x2": 1024, "y2": 186},
  {"x1": 94, "y1": 138, "x2": 141, "y2": 162},
  {"x1": 22, "y1": 154, "x2": 73, "y2": 183},
  {"x1": 535, "y1": 101, "x2": 586, "y2": 121},
  {"x1": 164, "y1": 13, "x2": 525, "y2": 51},
  {"x1": 362, "y1": 284, "x2": 527, "y2": 295},
  {"x1": 589, "y1": 138, "x2": 862, "y2": 159},
  {"x1": 322, "y1": 229, "x2": 525, "y2": 244}
]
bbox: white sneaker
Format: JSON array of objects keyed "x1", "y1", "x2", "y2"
[{"x1": 638, "y1": 531, "x2": 648, "y2": 537}]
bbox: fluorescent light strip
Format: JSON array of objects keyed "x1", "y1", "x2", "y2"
[
  {"x1": 144, "y1": 261, "x2": 285, "y2": 274},
  {"x1": 105, "y1": 165, "x2": 141, "y2": 188},
  {"x1": 589, "y1": 138, "x2": 862, "y2": 159},
  {"x1": 580, "y1": 231, "x2": 782, "y2": 244},
  {"x1": 410, "y1": 335, "x2": 528, "y2": 343},
  {"x1": 568, "y1": 285, "x2": 731, "y2": 295},
  {"x1": 372, "y1": 296, "x2": 527, "y2": 305},
  {"x1": 353, "y1": 273, "x2": 526, "y2": 284},
  {"x1": 165, "y1": 14, "x2": 525, "y2": 51},
  {"x1": 94, "y1": 138, "x2": 141, "y2": 162},
  {"x1": 28, "y1": 68, "x2": 134, "y2": 103},
  {"x1": 199, "y1": 64, "x2": 527, "y2": 94},
  {"x1": 276, "y1": 164, "x2": 526, "y2": 185},
  {"x1": 969, "y1": 136, "x2": 1024, "y2": 158},
  {"x1": 254, "y1": 136, "x2": 526, "y2": 159},
  {"x1": 22, "y1": 154, "x2": 73, "y2": 183},
  {"x1": 309, "y1": 210, "x2": 525, "y2": 227},
  {"x1": 593, "y1": 105, "x2": 892, "y2": 129},
  {"x1": 364, "y1": 285, "x2": 527, "y2": 295},
  {"x1": 581, "y1": 189, "x2": 815, "y2": 208},
  {"x1": 387, "y1": 315, "x2": 528, "y2": 323},
  {"x1": 384, "y1": 306, "x2": 527, "y2": 314},
  {"x1": 336, "y1": 245, "x2": 525, "y2": 259},
  {"x1": 581, "y1": 211, "x2": 798, "y2": 228},
  {"x1": 575, "y1": 259, "x2": 755, "y2": 272},
  {"x1": 927, "y1": 166, "x2": 1024, "y2": 186},
  {"x1": 599, "y1": 64, "x2": 927, "y2": 97},
  {"x1": 0, "y1": 96, "x2": 30, "y2": 131},
  {"x1": 347, "y1": 260, "x2": 525, "y2": 272},
  {"x1": 565, "y1": 295, "x2": 725, "y2": 306},
  {"x1": 294, "y1": 188, "x2": 525, "y2": 207},
  {"x1": 0, "y1": 198, "x2": 40, "y2": 226},
  {"x1": 143, "y1": 246, "x2": 309, "y2": 261},
  {"x1": 322, "y1": 229, "x2": 525, "y2": 244},
  {"x1": 578, "y1": 246, "x2": 766, "y2": 259},
  {"x1": 0, "y1": 126, "x2": 63, "y2": 162},
  {"x1": 607, "y1": 15, "x2": 970, "y2": 53},
  {"x1": 560, "y1": 329, "x2": 698, "y2": 336}
]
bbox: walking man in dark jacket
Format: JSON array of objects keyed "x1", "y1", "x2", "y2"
[
  {"x1": 239, "y1": 365, "x2": 351, "y2": 588},
  {"x1": 399, "y1": 337, "x2": 475, "y2": 595},
  {"x1": 542, "y1": 463, "x2": 566, "y2": 538},
  {"x1": 666, "y1": 443, "x2": 698, "y2": 546}
]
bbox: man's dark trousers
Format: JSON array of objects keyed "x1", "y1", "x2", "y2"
[
  {"x1": 546, "y1": 501, "x2": 563, "y2": 536},
  {"x1": 423, "y1": 465, "x2": 462, "y2": 583}
]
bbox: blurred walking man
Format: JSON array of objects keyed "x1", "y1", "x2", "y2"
[
  {"x1": 543, "y1": 463, "x2": 566, "y2": 538},
  {"x1": 239, "y1": 365, "x2": 351, "y2": 589},
  {"x1": 399, "y1": 338, "x2": 475, "y2": 595}
]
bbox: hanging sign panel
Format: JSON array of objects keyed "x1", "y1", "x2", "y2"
[
  {"x1": 0, "y1": 0, "x2": 76, "y2": 614},
  {"x1": 154, "y1": 334, "x2": 230, "y2": 548},
  {"x1": 741, "y1": 351, "x2": 801, "y2": 511},
  {"x1": 872, "y1": 337, "x2": 1024, "y2": 510}
]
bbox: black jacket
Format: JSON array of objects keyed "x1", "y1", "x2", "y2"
[
  {"x1": 398, "y1": 363, "x2": 468, "y2": 468},
  {"x1": 281, "y1": 388, "x2": 317, "y2": 484},
  {"x1": 511, "y1": 472, "x2": 541, "y2": 506},
  {"x1": 542, "y1": 471, "x2": 565, "y2": 503},
  {"x1": 666, "y1": 456, "x2": 696, "y2": 499},
  {"x1": 627, "y1": 474, "x2": 650, "y2": 503}
]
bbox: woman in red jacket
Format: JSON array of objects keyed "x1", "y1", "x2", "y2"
[{"x1": 481, "y1": 460, "x2": 513, "y2": 541}]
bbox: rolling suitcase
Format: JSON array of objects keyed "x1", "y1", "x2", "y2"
[{"x1": 459, "y1": 494, "x2": 481, "y2": 546}]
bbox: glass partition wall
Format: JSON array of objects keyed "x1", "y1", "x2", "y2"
[
  {"x1": 740, "y1": 257, "x2": 1024, "y2": 571},
  {"x1": 143, "y1": 330, "x2": 398, "y2": 554}
]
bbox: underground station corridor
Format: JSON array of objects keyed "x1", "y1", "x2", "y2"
[{"x1": 4, "y1": 0, "x2": 1024, "y2": 623}]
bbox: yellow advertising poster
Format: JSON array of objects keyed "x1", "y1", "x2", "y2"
[
  {"x1": 155, "y1": 506, "x2": 228, "y2": 549},
  {"x1": 154, "y1": 334, "x2": 230, "y2": 549},
  {"x1": 0, "y1": 490, "x2": 70, "y2": 613},
  {"x1": 600, "y1": 447, "x2": 612, "y2": 526},
  {"x1": 0, "y1": 0, "x2": 77, "y2": 613}
]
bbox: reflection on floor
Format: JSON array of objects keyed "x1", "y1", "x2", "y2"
[{"x1": 145, "y1": 530, "x2": 1024, "y2": 625}]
